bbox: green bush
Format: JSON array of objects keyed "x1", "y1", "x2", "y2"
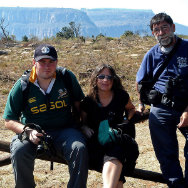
[
  {"x1": 22, "y1": 35, "x2": 29, "y2": 42},
  {"x1": 56, "y1": 22, "x2": 81, "y2": 39},
  {"x1": 121, "y1": 30, "x2": 134, "y2": 38}
]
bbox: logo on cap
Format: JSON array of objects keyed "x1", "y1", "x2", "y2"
[{"x1": 41, "y1": 46, "x2": 50, "y2": 54}]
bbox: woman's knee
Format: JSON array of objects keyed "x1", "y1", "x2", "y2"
[{"x1": 104, "y1": 159, "x2": 123, "y2": 171}]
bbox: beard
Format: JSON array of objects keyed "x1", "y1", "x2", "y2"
[{"x1": 155, "y1": 32, "x2": 174, "y2": 47}]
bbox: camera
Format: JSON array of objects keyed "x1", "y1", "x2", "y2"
[
  {"x1": 162, "y1": 75, "x2": 188, "y2": 111},
  {"x1": 37, "y1": 134, "x2": 54, "y2": 156},
  {"x1": 23, "y1": 123, "x2": 55, "y2": 156},
  {"x1": 165, "y1": 75, "x2": 186, "y2": 96}
]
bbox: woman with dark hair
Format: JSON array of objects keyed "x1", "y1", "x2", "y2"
[{"x1": 81, "y1": 64, "x2": 139, "y2": 188}]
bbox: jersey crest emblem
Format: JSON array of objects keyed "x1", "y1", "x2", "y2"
[{"x1": 58, "y1": 89, "x2": 68, "y2": 99}]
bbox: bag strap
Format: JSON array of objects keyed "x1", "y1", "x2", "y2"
[{"x1": 150, "y1": 37, "x2": 182, "y2": 87}]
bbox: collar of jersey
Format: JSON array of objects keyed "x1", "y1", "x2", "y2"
[{"x1": 29, "y1": 66, "x2": 56, "y2": 94}]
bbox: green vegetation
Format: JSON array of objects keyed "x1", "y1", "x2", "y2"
[
  {"x1": 1, "y1": 16, "x2": 188, "y2": 43},
  {"x1": 22, "y1": 35, "x2": 29, "y2": 42},
  {"x1": 1, "y1": 25, "x2": 188, "y2": 188},
  {"x1": 178, "y1": 34, "x2": 188, "y2": 39},
  {"x1": 56, "y1": 22, "x2": 81, "y2": 39},
  {"x1": 121, "y1": 30, "x2": 134, "y2": 37}
]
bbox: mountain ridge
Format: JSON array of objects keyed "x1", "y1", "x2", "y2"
[{"x1": 0, "y1": 7, "x2": 187, "y2": 40}]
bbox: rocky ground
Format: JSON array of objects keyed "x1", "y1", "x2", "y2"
[{"x1": 0, "y1": 36, "x2": 186, "y2": 187}]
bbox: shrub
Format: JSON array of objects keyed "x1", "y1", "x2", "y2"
[
  {"x1": 22, "y1": 35, "x2": 29, "y2": 42},
  {"x1": 56, "y1": 22, "x2": 81, "y2": 39},
  {"x1": 121, "y1": 30, "x2": 134, "y2": 38}
]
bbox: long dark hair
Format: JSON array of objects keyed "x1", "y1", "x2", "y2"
[{"x1": 88, "y1": 63, "x2": 124, "y2": 101}]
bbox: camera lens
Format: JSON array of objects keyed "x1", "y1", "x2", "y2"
[{"x1": 37, "y1": 144, "x2": 45, "y2": 156}]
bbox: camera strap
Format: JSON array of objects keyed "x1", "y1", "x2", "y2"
[{"x1": 150, "y1": 37, "x2": 182, "y2": 88}]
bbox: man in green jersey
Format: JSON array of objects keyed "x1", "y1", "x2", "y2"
[{"x1": 3, "y1": 44, "x2": 88, "y2": 188}]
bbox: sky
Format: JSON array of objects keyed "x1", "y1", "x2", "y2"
[{"x1": 0, "y1": 0, "x2": 188, "y2": 27}]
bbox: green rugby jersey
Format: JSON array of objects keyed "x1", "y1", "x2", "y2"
[{"x1": 3, "y1": 70, "x2": 84, "y2": 130}]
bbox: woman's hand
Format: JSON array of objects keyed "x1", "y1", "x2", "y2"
[{"x1": 81, "y1": 125, "x2": 94, "y2": 138}]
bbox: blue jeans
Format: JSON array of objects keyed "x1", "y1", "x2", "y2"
[
  {"x1": 150, "y1": 104, "x2": 188, "y2": 188},
  {"x1": 10, "y1": 128, "x2": 88, "y2": 188}
]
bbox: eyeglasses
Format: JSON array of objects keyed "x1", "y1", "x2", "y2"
[
  {"x1": 97, "y1": 74, "x2": 113, "y2": 80},
  {"x1": 153, "y1": 24, "x2": 170, "y2": 34}
]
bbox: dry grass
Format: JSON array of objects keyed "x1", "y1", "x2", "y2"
[{"x1": 0, "y1": 36, "x2": 186, "y2": 187}]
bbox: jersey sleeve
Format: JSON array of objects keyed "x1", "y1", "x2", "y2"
[
  {"x1": 3, "y1": 79, "x2": 24, "y2": 120},
  {"x1": 67, "y1": 70, "x2": 85, "y2": 101}
]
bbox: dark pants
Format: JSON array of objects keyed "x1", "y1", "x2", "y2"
[
  {"x1": 10, "y1": 128, "x2": 88, "y2": 188},
  {"x1": 150, "y1": 104, "x2": 188, "y2": 188},
  {"x1": 88, "y1": 134, "x2": 139, "y2": 184}
]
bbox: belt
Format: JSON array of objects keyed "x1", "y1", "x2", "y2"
[{"x1": 160, "y1": 94, "x2": 187, "y2": 112}]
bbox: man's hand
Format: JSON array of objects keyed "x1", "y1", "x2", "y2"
[
  {"x1": 26, "y1": 129, "x2": 43, "y2": 145},
  {"x1": 178, "y1": 111, "x2": 188, "y2": 128},
  {"x1": 81, "y1": 125, "x2": 94, "y2": 138}
]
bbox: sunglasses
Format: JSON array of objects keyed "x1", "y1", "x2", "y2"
[{"x1": 97, "y1": 74, "x2": 113, "y2": 80}]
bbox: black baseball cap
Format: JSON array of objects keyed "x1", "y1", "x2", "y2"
[{"x1": 34, "y1": 44, "x2": 58, "y2": 61}]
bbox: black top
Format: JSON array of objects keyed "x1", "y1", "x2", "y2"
[{"x1": 81, "y1": 89, "x2": 129, "y2": 134}]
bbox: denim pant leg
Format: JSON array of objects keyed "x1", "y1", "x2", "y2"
[
  {"x1": 10, "y1": 135, "x2": 37, "y2": 188},
  {"x1": 179, "y1": 127, "x2": 188, "y2": 186},
  {"x1": 149, "y1": 104, "x2": 184, "y2": 187},
  {"x1": 49, "y1": 128, "x2": 88, "y2": 188}
]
